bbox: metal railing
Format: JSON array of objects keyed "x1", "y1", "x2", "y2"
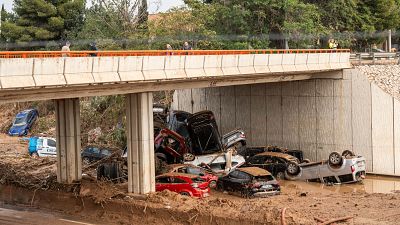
[
  {"x1": 0, "y1": 49, "x2": 350, "y2": 58},
  {"x1": 351, "y1": 52, "x2": 400, "y2": 64}
]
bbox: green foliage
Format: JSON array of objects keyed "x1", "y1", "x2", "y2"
[{"x1": 2, "y1": 0, "x2": 85, "y2": 49}]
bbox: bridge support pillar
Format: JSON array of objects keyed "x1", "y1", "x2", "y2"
[
  {"x1": 55, "y1": 98, "x2": 81, "y2": 184},
  {"x1": 126, "y1": 93, "x2": 155, "y2": 194}
]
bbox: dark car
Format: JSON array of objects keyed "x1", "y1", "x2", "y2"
[
  {"x1": 240, "y1": 152, "x2": 300, "y2": 180},
  {"x1": 217, "y1": 167, "x2": 280, "y2": 198},
  {"x1": 81, "y1": 146, "x2": 113, "y2": 164},
  {"x1": 8, "y1": 109, "x2": 38, "y2": 136}
]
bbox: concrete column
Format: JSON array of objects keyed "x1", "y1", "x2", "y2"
[
  {"x1": 55, "y1": 98, "x2": 81, "y2": 183},
  {"x1": 126, "y1": 92, "x2": 155, "y2": 194}
]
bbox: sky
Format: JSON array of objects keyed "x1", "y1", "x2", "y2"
[{"x1": 1, "y1": 0, "x2": 184, "y2": 13}]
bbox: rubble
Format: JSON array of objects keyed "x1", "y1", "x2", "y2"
[{"x1": 357, "y1": 65, "x2": 400, "y2": 100}]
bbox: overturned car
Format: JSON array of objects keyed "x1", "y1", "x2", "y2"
[{"x1": 287, "y1": 150, "x2": 366, "y2": 183}]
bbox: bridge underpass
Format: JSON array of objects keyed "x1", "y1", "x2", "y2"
[{"x1": 0, "y1": 49, "x2": 351, "y2": 194}]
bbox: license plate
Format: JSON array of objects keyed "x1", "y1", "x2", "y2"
[{"x1": 357, "y1": 161, "x2": 364, "y2": 167}]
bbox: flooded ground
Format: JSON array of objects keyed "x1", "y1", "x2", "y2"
[{"x1": 279, "y1": 175, "x2": 400, "y2": 195}]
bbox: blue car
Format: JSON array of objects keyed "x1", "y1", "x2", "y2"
[{"x1": 8, "y1": 109, "x2": 39, "y2": 136}]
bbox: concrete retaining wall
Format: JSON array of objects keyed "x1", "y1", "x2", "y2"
[{"x1": 172, "y1": 68, "x2": 400, "y2": 175}]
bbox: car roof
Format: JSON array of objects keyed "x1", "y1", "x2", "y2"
[
  {"x1": 237, "y1": 167, "x2": 271, "y2": 176},
  {"x1": 157, "y1": 172, "x2": 198, "y2": 179},
  {"x1": 256, "y1": 151, "x2": 298, "y2": 161}
]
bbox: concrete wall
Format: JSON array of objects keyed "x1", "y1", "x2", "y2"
[{"x1": 172, "y1": 68, "x2": 400, "y2": 176}]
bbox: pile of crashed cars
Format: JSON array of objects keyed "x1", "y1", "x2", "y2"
[{"x1": 97, "y1": 107, "x2": 367, "y2": 198}]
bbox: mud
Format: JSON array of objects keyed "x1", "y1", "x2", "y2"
[{"x1": 1, "y1": 137, "x2": 400, "y2": 224}]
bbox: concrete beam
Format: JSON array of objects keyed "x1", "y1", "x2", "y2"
[
  {"x1": 0, "y1": 72, "x2": 336, "y2": 104},
  {"x1": 126, "y1": 93, "x2": 155, "y2": 194},
  {"x1": 55, "y1": 98, "x2": 81, "y2": 183}
]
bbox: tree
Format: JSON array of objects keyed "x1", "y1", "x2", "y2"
[
  {"x1": 2, "y1": 0, "x2": 85, "y2": 49},
  {"x1": 77, "y1": 0, "x2": 149, "y2": 49}
]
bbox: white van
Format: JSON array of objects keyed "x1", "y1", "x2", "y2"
[{"x1": 28, "y1": 137, "x2": 57, "y2": 157}]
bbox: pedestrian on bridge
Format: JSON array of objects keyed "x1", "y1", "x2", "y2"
[
  {"x1": 89, "y1": 42, "x2": 98, "y2": 57},
  {"x1": 61, "y1": 41, "x2": 71, "y2": 57},
  {"x1": 182, "y1": 42, "x2": 193, "y2": 51},
  {"x1": 166, "y1": 44, "x2": 173, "y2": 55}
]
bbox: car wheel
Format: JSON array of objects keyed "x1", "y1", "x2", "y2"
[
  {"x1": 275, "y1": 171, "x2": 285, "y2": 180},
  {"x1": 342, "y1": 150, "x2": 355, "y2": 158},
  {"x1": 82, "y1": 157, "x2": 90, "y2": 165},
  {"x1": 302, "y1": 159, "x2": 311, "y2": 163},
  {"x1": 328, "y1": 152, "x2": 343, "y2": 166},
  {"x1": 286, "y1": 161, "x2": 300, "y2": 176},
  {"x1": 183, "y1": 153, "x2": 195, "y2": 161},
  {"x1": 180, "y1": 192, "x2": 191, "y2": 196},
  {"x1": 31, "y1": 152, "x2": 39, "y2": 159},
  {"x1": 209, "y1": 180, "x2": 217, "y2": 189}
]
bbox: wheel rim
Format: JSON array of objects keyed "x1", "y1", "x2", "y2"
[
  {"x1": 287, "y1": 164, "x2": 298, "y2": 174},
  {"x1": 330, "y1": 154, "x2": 341, "y2": 164},
  {"x1": 209, "y1": 181, "x2": 217, "y2": 188},
  {"x1": 276, "y1": 172, "x2": 284, "y2": 179}
]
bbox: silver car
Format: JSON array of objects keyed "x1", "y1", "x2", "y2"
[{"x1": 285, "y1": 150, "x2": 366, "y2": 183}]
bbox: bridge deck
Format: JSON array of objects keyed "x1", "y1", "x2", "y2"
[{"x1": 0, "y1": 49, "x2": 351, "y2": 103}]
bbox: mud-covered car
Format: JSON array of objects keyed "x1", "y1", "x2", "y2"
[
  {"x1": 187, "y1": 151, "x2": 245, "y2": 175},
  {"x1": 156, "y1": 173, "x2": 210, "y2": 198},
  {"x1": 240, "y1": 152, "x2": 300, "y2": 180},
  {"x1": 217, "y1": 167, "x2": 280, "y2": 198},
  {"x1": 162, "y1": 164, "x2": 218, "y2": 188},
  {"x1": 242, "y1": 146, "x2": 309, "y2": 163},
  {"x1": 286, "y1": 150, "x2": 366, "y2": 183}
]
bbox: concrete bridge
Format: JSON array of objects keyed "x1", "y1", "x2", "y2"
[{"x1": 0, "y1": 49, "x2": 351, "y2": 194}]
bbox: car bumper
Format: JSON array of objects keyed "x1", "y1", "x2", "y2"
[
  {"x1": 193, "y1": 189, "x2": 210, "y2": 198},
  {"x1": 252, "y1": 190, "x2": 280, "y2": 197}
]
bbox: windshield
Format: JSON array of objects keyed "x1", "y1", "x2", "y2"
[{"x1": 14, "y1": 115, "x2": 27, "y2": 126}]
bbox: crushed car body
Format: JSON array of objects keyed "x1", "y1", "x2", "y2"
[
  {"x1": 217, "y1": 167, "x2": 280, "y2": 198},
  {"x1": 155, "y1": 172, "x2": 210, "y2": 198}
]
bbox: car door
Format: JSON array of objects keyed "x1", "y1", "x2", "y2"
[
  {"x1": 247, "y1": 155, "x2": 266, "y2": 169},
  {"x1": 46, "y1": 139, "x2": 57, "y2": 156},
  {"x1": 155, "y1": 176, "x2": 171, "y2": 192},
  {"x1": 225, "y1": 171, "x2": 241, "y2": 192},
  {"x1": 234, "y1": 171, "x2": 251, "y2": 191},
  {"x1": 91, "y1": 147, "x2": 101, "y2": 161}
]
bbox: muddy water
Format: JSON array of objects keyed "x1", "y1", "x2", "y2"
[{"x1": 280, "y1": 175, "x2": 400, "y2": 194}]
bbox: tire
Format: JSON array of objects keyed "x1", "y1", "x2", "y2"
[
  {"x1": 342, "y1": 150, "x2": 355, "y2": 158},
  {"x1": 82, "y1": 157, "x2": 90, "y2": 165},
  {"x1": 286, "y1": 161, "x2": 300, "y2": 176},
  {"x1": 180, "y1": 192, "x2": 191, "y2": 196},
  {"x1": 183, "y1": 153, "x2": 195, "y2": 161},
  {"x1": 275, "y1": 171, "x2": 285, "y2": 180},
  {"x1": 31, "y1": 152, "x2": 39, "y2": 159},
  {"x1": 302, "y1": 159, "x2": 311, "y2": 163},
  {"x1": 97, "y1": 164, "x2": 105, "y2": 180},
  {"x1": 329, "y1": 152, "x2": 343, "y2": 166},
  {"x1": 209, "y1": 180, "x2": 217, "y2": 189}
]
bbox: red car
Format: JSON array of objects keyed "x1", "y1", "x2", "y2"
[
  {"x1": 162, "y1": 164, "x2": 219, "y2": 188},
  {"x1": 155, "y1": 173, "x2": 210, "y2": 198}
]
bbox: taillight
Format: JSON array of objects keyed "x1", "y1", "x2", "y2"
[
  {"x1": 351, "y1": 166, "x2": 355, "y2": 173},
  {"x1": 240, "y1": 134, "x2": 246, "y2": 138}
]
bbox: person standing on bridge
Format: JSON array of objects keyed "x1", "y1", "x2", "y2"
[
  {"x1": 166, "y1": 44, "x2": 173, "y2": 55},
  {"x1": 61, "y1": 41, "x2": 71, "y2": 57},
  {"x1": 182, "y1": 42, "x2": 193, "y2": 51},
  {"x1": 89, "y1": 42, "x2": 98, "y2": 57}
]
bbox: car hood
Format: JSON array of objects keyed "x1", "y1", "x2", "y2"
[{"x1": 9, "y1": 125, "x2": 27, "y2": 134}]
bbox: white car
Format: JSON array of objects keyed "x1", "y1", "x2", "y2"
[
  {"x1": 286, "y1": 150, "x2": 366, "y2": 183},
  {"x1": 184, "y1": 151, "x2": 245, "y2": 174},
  {"x1": 28, "y1": 137, "x2": 57, "y2": 157}
]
